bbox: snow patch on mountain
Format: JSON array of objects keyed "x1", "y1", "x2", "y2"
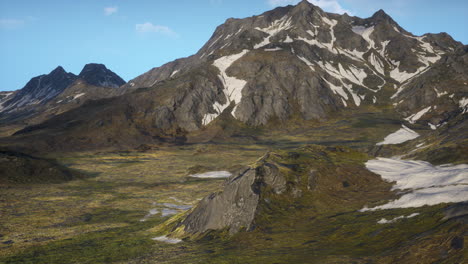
[
  {"x1": 254, "y1": 15, "x2": 293, "y2": 49},
  {"x1": 339, "y1": 48, "x2": 365, "y2": 61},
  {"x1": 170, "y1": 70, "x2": 179, "y2": 77},
  {"x1": 352, "y1": 25, "x2": 375, "y2": 49},
  {"x1": 377, "y1": 213, "x2": 419, "y2": 224},
  {"x1": 405, "y1": 106, "x2": 432, "y2": 124},
  {"x1": 434, "y1": 88, "x2": 448, "y2": 97},
  {"x1": 322, "y1": 16, "x2": 338, "y2": 49},
  {"x1": 73, "y1": 93, "x2": 86, "y2": 100},
  {"x1": 265, "y1": 47, "x2": 283, "y2": 51},
  {"x1": 322, "y1": 78, "x2": 348, "y2": 100},
  {"x1": 362, "y1": 158, "x2": 468, "y2": 210},
  {"x1": 283, "y1": 35, "x2": 293, "y2": 43},
  {"x1": 338, "y1": 63, "x2": 367, "y2": 87},
  {"x1": 376, "y1": 125, "x2": 419, "y2": 145},
  {"x1": 459, "y1": 97, "x2": 468, "y2": 113},
  {"x1": 203, "y1": 50, "x2": 249, "y2": 125},
  {"x1": 368, "y1": 53, "x2": 385, "y2": 75},
  {"x1": 316, "y1": 61, "x2": 362, "y2": 106},
  {"x1": 0, "y1": 92, "x2": 14, "y2": 111},
  {"x1": 297, "y1": 55, "x2": 315, "y2": 70},
  {"x1": 297, "y1": 36, "x2": 338, "y2": 54}
]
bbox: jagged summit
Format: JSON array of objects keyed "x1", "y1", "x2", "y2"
[
  {"x1": 369, "y1": 9, "x2": 398, "y2": 26},
  {"x1": 0, "y1": 66, "x2": 77, "y2": 112},
  {"x1": 78, "y1": 63, "x2": 126, "y2": 88},
  {"x1": 0, "y1": 63, "x2": 127, "y2": 130},
  {"x1": 50, "y1": 65, "x2": 66, "y2": 74},
  {"x1": 295, "y1": 0, "x2": 315, "y2": 9}
]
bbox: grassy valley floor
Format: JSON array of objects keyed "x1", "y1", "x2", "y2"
[{"x1": 1, "y1": 109, "x2": 465, "y2": 263}]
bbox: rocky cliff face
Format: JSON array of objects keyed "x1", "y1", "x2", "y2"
[
  {"x1": 120, "y1": 0, "x2": 462, "y2": 127},
  {"x1": 181, "y1": 162, "x2": 287, "y2": 234},
  {"x1": 393, "y1": 45, "x2": 468, "y2": 129}
]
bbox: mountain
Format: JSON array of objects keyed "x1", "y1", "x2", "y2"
[
  {"x1": 78, "y1": 63, "x2": 126, "y2": 88},
  {"x1": 3, "y1": 1, "x2": 467, "y2": 154},
  {"x1": 0, "y1": 66, "x2": 77, "y2": 113},
  {"x1": 0, "y1": 2, "x2": 466, "y2": 263},
  {"x1": 0, "y1": 64, "x2": 126, "y2": 136}
]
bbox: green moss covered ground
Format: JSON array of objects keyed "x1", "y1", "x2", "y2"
[{"x1": 1, "y1": 109, "x2": 465, "y2": 263}]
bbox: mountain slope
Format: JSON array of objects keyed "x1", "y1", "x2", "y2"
[
  {"x1": 0, "y1": 66, "x2": 77, "y2": 113},
  {"x1": 0, "y1": 64, "x2": 126, "y2": 136},
  {"x1": 4, "y1": 1, "x2": 466, "y2": 153}
]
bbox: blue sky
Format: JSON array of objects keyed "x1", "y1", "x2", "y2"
[{"x1": 1, "y1": 0, "x2": 467, "y2": 92}]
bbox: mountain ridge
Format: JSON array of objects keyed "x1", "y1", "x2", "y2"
[
  {"x1": 0, "y1": 63, "x2": 127, "y2": 136},
  {"x1": 2, "y1": 1, "x2": 467, "y2": 153}
]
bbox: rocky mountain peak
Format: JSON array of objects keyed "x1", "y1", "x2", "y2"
[
  {"x1": 78, "y1": 63, "x2": 126, "y2": 88},
  {"x1": 295, "y1": 0, "x2": 314, "y2": 10},
  {"x1": 50, "y1": 65, "x2": 66, "y2": 74},
  {"x1": 370, "y1": 9, "x2": 398, "y2": 25},
  {"x1": 289, "y1": 0, "x2": 324, "y2": 19},
  {"x1": 0, "y1": 66, "x2": 78, "y2": 112}
]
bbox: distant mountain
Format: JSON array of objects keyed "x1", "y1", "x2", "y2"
[
  {"x1": 0, "y1": 63, "x2": 126, "y2": 136},
  {"x1": 78, "y1": 63, "x2": 126, "y2": 88},
  {"x1": 1, "y1": 66, "x2": 77, "y2": 113},
  {"x1": 4, "y1": 0, "x2": 467, "y2": 154}
]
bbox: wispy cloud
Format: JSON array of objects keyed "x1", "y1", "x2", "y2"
[
  {"x1": 104, "y1": 6, "x2": 118, "y2": 16},
  {"x1": 0, "y1": 19, "x2": 25, "y2": 30},
  {"x1": 135, "y1": 22, "x2": 178, "y2": 37},
  {"x1": 268, "y1": 0, "x2": 351, "y2": 15}
]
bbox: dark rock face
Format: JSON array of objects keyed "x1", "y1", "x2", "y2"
[
  {"x1": 1, "y1": 66, "x2": 77, "y2": 112},
  {"x1": 118, "y1": 0, "x2": 463, "y2": 128},
  {"x1": 182, "y1": 162, "x2": 287, "y2": 234},
  {"x1": 394, "y1": 46, "x2": 468, "y2": 127},
  {"x1": 182, "y1": 167, "x2": 262, "y2": 234},
  {"x1": 78, "y1": 63, "x2": 126, "y2": 88},
  {"x1": 176, "y1": 146, "x2": 394, "y2": 236}
]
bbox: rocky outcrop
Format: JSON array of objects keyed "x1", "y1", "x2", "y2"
[
  {"x1": 182, "y1": 161, "x2": 286, "y2": 234},
  {"x1": 171, "y1": 146, "x2": 394, "y2": 236}
]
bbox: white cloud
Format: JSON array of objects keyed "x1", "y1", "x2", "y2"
[
  {"x1": 268, "y1": 0, "x2": 351, "y2": 15},
  {"x1": 104, "y1": 6, "x2": 118, "y2": 16},
  {"x1": 0, "y1": 19, "x2": 25, "y2": 30},
  {"x1": 135, "y1": 22, "x2": 178, "y2": 37}
]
